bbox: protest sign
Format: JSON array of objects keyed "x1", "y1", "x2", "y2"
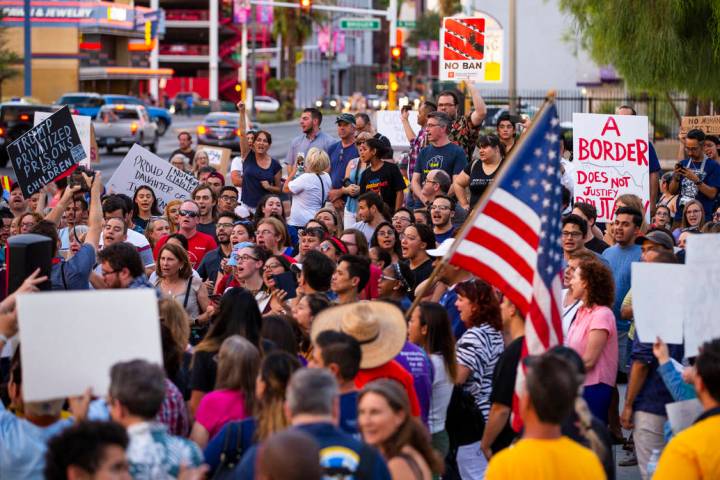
[
  {"x1": 34, "y1": 111, "x2": 91, "y2": 167},
  {"x1": 375, "y1": 110, "x2": 420, "y2": 148},
  {"x1": 631, "y1": 263, "x2": 685, "y2": 344},
  {"x1": 666, "y1": 399, "x2": 703, "y2": 435},
  {"x1": 197, "y1": 145, "x2": 231, "y2": 176},
  {"x1": 7, "y1": 106, "x2": 86, "y2": 198},
  {"x1": 107, "y1": 143, "x2": 199, "y2": 210},
  {"x1": 439, "y1": 14, "x2": 503, "y2": 83},
  {"x1": 17, "y1": 289, "x2": 163, "y2": 402},
  {"x1": 681, "y1": 116, "x2": 720, "y2": 135},
  {"x1": 572, "y1": 113, "x2": 650, "y2": 222},
  {"x1": 683, "y1": 234, "x2": 720, "y2": 356}
]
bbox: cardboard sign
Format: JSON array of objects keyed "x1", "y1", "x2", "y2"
[
  {"x1": 572, "y1": 113, "x2": 650, "y2": 222},
  {"x1": 681, "y1": 116, "x2": 720, "y2": 135},
  {"x1": 107, "y1": 144, "x2": 199, "y2": 210},
  {"x1": 631, "y1": 263, "x2": 685, "y2": 344},
  {"x1": 439, "y1": 15, "x2": 503, "y2": 83},
  {"x1": 7, "y1": 106, "x2": 86, "y2": 198},
  {"x1": 34, "y1": 111, "x2": 91, "y2": 167},
  {"x1": 17, "y1": 290, "x2": 163, "y2": 402},
  {"x1": 197, "y1": 145, "x2": 231, "y2": 176},
  {"x1": 375, "y1": 110, "x2": 420, "y2": 148}
]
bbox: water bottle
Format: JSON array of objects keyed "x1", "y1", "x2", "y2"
[
  {"x1": 294, "y1": 152, "x2": 305, "y2": 179},
  {"x1": 646, "y1": 448, "x2": 660, "y2": 477}
]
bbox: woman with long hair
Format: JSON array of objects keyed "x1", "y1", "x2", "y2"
[
  {"x1": 342, "y1": 131, "x2": 373, "y2": 226},
  {"x1": 315, "y1": 207, "x2": 342, "y2": 237},
  {"x1": 144, "y1": 217, "x2": 171, "y2": 251},
  {"x1": 371, "y1": 221, "x2": 402, "y2": 264},
  {"x1": 230, "y1": 220, "x2": 255, "y2": 245},
  {"x1": 673, "y1": 199, "x2": 704, "y2": 242},
  {"x1": 453, "y1": 278, "x2": 505, "y2": 478},
  {"x1": 656, "y1": 172, "x2": 678, "y2": 218},
  {"x1": 164, "y1": 199, "x2": 183, "y2": 233},
  {"x1": 651, "y1": 205, "x2": 672, "y2": 231},
  {"x1": 566, "y1": 259, "x2": 618, "y2": 425},
  {"x1": 359, "y1": 137, "x2": 406, "y2": 214},
  {"x1": 154, "y1": 243, "x2": 210, "y2": 325},
  {"x1": 290, "y1": 293, "x2": 331, "y2": 361},
  {"x1": 239, "y1": 130, "x2": 283, "y2": 213},
  {"x1": 132, "y1": 185, "x2": 162, "y2": 231},
  {"x1": 453, "y1": 134, "x2": 505, "y2": 210},
  {"x1": 408, "y1": 302, "x2": 457, "y2": 458},
  {"x1": 192, "y1": 150, "x2": 210, "y2": 178},
  {"x1": 189, "y1": 287, "x2": 263, "y2": 413},
  {"x1": 190, "y1": 335, "x2": 260, "y2": 448},
  {"x1": 359, "y1": 379, "x2": 444, "y2": 480},
  {"x1": 254, "y1": 194, "x2": 285, "y2": 222},
  {"x1": 157, "y1": 297, "x2": 191, "y2": 392},
  {"x1": 400, "y1": 223, "x2": 436, "y2": 286}
]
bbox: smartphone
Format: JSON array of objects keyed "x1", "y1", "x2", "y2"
[{"x1": 272, "y1": 271, "x2": 298, "y2": 299}]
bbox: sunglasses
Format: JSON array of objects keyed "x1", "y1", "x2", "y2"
[
  {"x1": 178, "y1": 210, "x2": 198, "y2": 218},
  {"x1": 299, "y1": 227, "x2": 327, "y2": 238}
]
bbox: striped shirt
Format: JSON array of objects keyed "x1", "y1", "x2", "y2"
[{"x1": 456, "y1": 324, "x2": 505, "y2": 419}]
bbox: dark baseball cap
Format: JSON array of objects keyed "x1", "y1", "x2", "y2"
[
  {"x1": 635, "y1": 229, "x2": 674, "y2": 250},
  {"x1": 335, "y1": 113, "x2": 356, "y2": 125}
]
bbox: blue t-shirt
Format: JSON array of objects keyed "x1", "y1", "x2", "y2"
[
  {"x1": 414, "y1": 142, "x2": 468, "y2": 181},
  {"x1": 328, "y1": 141, "x2": 359, "y2": 189},
  {"x1": 440, "y1": 286, "x2": 466, "y2": 339},
  {"x1": 394, "y1": 341, "x2": 433, "y2": 426},
  {"x1": 435, "y1": 226, "x2": 455, "y2": 244},
  {"x1": 601, "y1": 244, "x2": 641, "y2": 330},
  {"x1": 673, "y1": 156, "x2": 720, "y2": 222},
  {"x1": 51, "y1": 244, "x2": 96, "y2": 290},
  {"x1": 339, "y1": 391, "x2": 359, "y2": 437},
  {"x1": 630, "y1": 335, "x2": 684, "y2": 416},
  {"x1": 235, "y1": 423, "x2": 390, "y2": 480},
  {"x1": 649, "y1": 143, "x2": 661, "y2": 174},
  {"x1": 240, "y1": 151, "x2": 282, "y2": 209}
]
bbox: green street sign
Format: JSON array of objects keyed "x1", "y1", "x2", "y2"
[
  {"x1": 339, "y1": 17, "x2": 381, "y2": 31},
  {"x1": 397, "y1": 20, "x2": 416, "y2": 28}
]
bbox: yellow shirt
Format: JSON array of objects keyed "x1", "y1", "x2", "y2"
[
  {"x1": 485, "y1": 436, "x2": 606, "y2": 480},
  {"x1": 654, "y1": 411, "x2": 720, "y2": 480}
]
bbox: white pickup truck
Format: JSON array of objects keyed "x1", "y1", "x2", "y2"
[{"x1": 93, "y1": 104, "x2": 158, "y2": 154}]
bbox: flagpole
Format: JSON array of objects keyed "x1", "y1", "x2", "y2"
[{"x1": 404, "y1": 90, "x2": 557, "y2": 319}]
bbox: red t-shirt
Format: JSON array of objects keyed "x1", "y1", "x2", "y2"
[
  {"x1": 360, "y1": 264, "x2": 381, "y2": 300},
  {"x1": 355, "y1": 360, "x2": 421, "y2": 417},
  {"x1": 155, "y1": 231, "x2": 217, "y2": 268}
]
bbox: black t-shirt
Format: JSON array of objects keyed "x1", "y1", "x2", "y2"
[
  {"x1": 489, "y1": 335, "x2": 524, "y2": 452},
  {"x1": 189, "y1": 349, "x2": 217, "y2": 393},
  {"x1": 411, "y1": 258, "x2": 435, "y2": 286},
  {"x1": 169, "y1": 148, "x2": 196, "y2": 165},
  {"x1": 464, "y1": 159, "x2": 502, "y2": 208},
  {"x1": 585, "y1": 236, "x2": 609, "y2": 254},
  {"x1": 197, "y1": 222, "x2": 218, "y2": 240},
  {"x1": 359, "y1": 161, "x2": 406, "y2": 213}
]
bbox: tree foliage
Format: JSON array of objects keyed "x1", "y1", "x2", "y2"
[
  {"x1": 438, "y1": 0, "x2": 461, "y2": 18},
  {"x1": 559, "y1": 0, "x2": 720, "y2": 100},
  {"x1": 406, "y1": 10, "x2": 440, "y2": 47}
]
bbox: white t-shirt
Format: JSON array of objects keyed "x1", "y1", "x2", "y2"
[
  {"x1": 287, "y1": 172, "x2": 331, "y2": 227},
  {"x1": 428, "y1": 353, "x2": 453, "y2": 434},
  {"x1": 99, "y1": 228, "x2": 155, "y2": 268},
  {"x1": 349, "y1": 221, "x2": 375, "y2": 242}
]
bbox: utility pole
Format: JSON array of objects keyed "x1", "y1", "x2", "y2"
[
  {"x1": 249, "y1": 7, "x2": 257, "y2": 120},
  {"x1": 209, "y1": 0, "x2": 219, "y2": 104},
  {"x1": 150, "y1": 0, "x2": 160, "y2": 100},
  {"x1": 508, "y1": 0, "x2": 517, "y2": 115},
  {"x1": 387, "y1": 0, "x2": 397, "y2": 110},
  {"x1": 23, "y1": 0, "x2": 31, "y2": 96}
]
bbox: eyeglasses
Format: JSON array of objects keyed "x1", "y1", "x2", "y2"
[
  {"x1": 236, "y1": 254, "x2": 259, "y2": 262},
  {"x1": 392, "y1": 215, "x2": 411, "y2": 223},
  {"x1": 430, "y1": 205, "x2": 451, "y2": 211},
  {"x1": 426, "y1": 122, "x2": 442, "y2": 129},
  {"x1": 320, "y1": 243, "x2": 333, "y2": 252},
  {"x1": 217, "y1": 222, "x2": 234, "y2": 228},
  {"x1": 685, "y1": 145, "x2": 701, "y2": 152},
  {"x1": 178, "y1": 210, "x2": 198, "y2": 218},
  {"x1": 424, "y1": 179, "x2": 439, "y2": 185},
  {"x1": 561, "y1": 231, "x2": 583, "y2": 238},
  {"x1": 220, "y1": 195, "x2": 238, "y2": 202},
  {"x1": 437, "y1": 102, "x2": 455, "y2": 108},
  {"x1": 380, "y1": 274, "x2": 398, "y2": 282},
  {"x1": 101, "y1": 269, "x2": 120, "y2": 277},
  {"x1": 377, "y1": 229, "x2": 395, "y2": 237}
]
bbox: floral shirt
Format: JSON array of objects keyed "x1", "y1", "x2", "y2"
[
  {"x1": 126, "y1": 421, "x2": 202, "y2": 479},
  {"x1": 449, "y1": 113, "x2": 481, "y2": 160},
  {"x1": 407, "y1": 128, "x2": 429, "y2": 178}
]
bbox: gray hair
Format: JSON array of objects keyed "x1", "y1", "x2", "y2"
[
  {"x1": 109, "y1": 359, "x2": 166, "y2": 419},
  {"x1": 427, "y1": 111, "x2": 452, "y2": 132},
  {"x1": 286, "y1": 368, "x2": 338, "y2": 417}
]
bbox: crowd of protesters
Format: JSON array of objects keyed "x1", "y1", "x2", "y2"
[{"x1": 0, "y1": 91, "x2": 718, "y2": 480}]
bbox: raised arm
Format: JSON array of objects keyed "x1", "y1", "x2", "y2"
[
  {"x1": 400, "y1": 107, "x2": 416, "y2": 142},
  {"x1": 237, "y1": 101, "x2": 250, "y2": 158},
  {"x1": 44, "y1": 184, "x2": 81, "y2": 226},
  {"x1": 468, "y1": 83, "x2": 487, "y2": 127},
  {"x1": 84, "y1": 172, "x2": 104, "y2": 251}
]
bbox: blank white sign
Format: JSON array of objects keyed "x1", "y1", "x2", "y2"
[
  {"x1": 17, "y1": 289, "x2": 163, "y2": 402},
  {"x1": 631, "y1": 263, "x2": 685, "y2": 344}
]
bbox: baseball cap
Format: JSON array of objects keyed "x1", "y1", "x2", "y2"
[
  {"x1": 227, "y1": 241, "x2": 256, "y2": 266},
  {"x1": 427, "y1": 238, "x2": 455, "y2": 257},
  {"x1": 635, "y1": 229, "x2": 674, "y2": 250},
  {"x1": 335, "y1": 113, "x2": 356, "y2": 125}
]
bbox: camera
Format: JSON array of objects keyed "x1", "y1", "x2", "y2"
[{"x1": 68, "y1": 165, "x2": 95, "y2": 192}]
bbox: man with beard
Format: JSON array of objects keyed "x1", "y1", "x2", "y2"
[
  {"x1": 7, "y1": 183, "x2": 28, "y2": 219},
  {"x1": 154, "y1": 200, "x2": 216, "y2": 268},
  {"x1": 285, "y1": 108, "x2": 335, "y2": 167},
  {"x1": 197, "y1": 211, "x2": 237, "y2": 283},
  {"x1": 430, "y1": 195, "x2": 456, "y2": 244},
  {"x1": 101, "y1": 195, "x2": 155, "y2": 271},
  {"x1": 192, "y1": 184, "x2": 218, "y2": 239},
  {"x1": 350, "y1": 192, "x2": 387, "y2": 242},
  {"x1": 98, "y1": 242, "x2": 153, "y2": 289},
  {"x1": 436, "y1": 84, "x2": 487, "y2": 160}
]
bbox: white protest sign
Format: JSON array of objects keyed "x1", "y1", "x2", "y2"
[
  {"x1": 107, "y1": 144, "x2": 199, "y2": 210},
  {"x1": 17, "y1": 290, "x2": 163, "y2": 402},
  {"x1": 683, "y1": 234, "x2": 720, "y2": 357},
  {"x1": 35, "y1": 111, "x2": 91, "y2": 167},
  {"x1": 631, "y1": 263, "x2": 685, "y2": 344},
  {"x1": 572, "y1": 113, "x2": 650, "y2": 223},
  {"x1": 439, "y1": 15, "x2": 503, "y2": 83},
  {"x1": 666, "y1": 399, "x2": 703, "y2": 435},
  {"x1": 197, "y1": 145, "x2": 231, "y2": 176},
  {"x1": 375, "y1": 110, "x2": 420, "y2": 148}
]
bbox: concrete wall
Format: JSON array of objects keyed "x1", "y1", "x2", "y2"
[{"x1": 4, "y1": 27, "x2": 79, "y2": 103}]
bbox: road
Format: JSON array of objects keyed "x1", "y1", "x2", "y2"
[{"x1": 0, "y1": 113, "x2": 341, "y2": 179}]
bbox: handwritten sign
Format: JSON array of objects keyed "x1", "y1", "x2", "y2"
[
  {"x1": 7, "y1": 106, "x2": 86, "y2": 198},
  {"x1": 572, "y1": 113, "x2": 650, "y2": 222},
  {"x1": 197, "y1": 145, "x2": 231, "y2": 176},
  {"x1": 681, "y1": 116, "x2": 720, "y2": 135},
  {"x1": 375, "y1": 110, "x2": 420, "y2": 148},
  {"x1": 107, "y1": 144, "x2": 199, "y2": 210},
  {"x1": 34, "y1": 111, "x2": 91, "y2": 167},
  {"x1": 17, "y1": 290, "x2": 162, "y2": 402},
  {"x1": 439, "y1": 15, "x2": 503, "y2": 83}
]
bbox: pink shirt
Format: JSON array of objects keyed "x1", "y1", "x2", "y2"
[
  {"x1": 566, "y1": 305, "x2": 618, "y2": 387},
  {"x1": 195, "y1": 389, "x2": 248, "y2": 439}
]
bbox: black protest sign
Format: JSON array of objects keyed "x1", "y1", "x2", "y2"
[{"x1": 7, "y1": 106, "x2": 87, "y2": 198}]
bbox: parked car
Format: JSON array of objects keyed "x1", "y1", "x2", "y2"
[
  {"x1": 196, "y1": 112, "x2": 261, "y2": 152},
  {"x1": 102, "y1": 95, "x2": 172, "y2": 136},
  {"x1": 0, "y1": 102, "x2": 58, "y2": 167},
  {"x1": 93, "y1": 105, "x2": 158, "y2": 154},
  {"x1": 253, "y1": 96, "x2": 280, "y2": 113},
  {"x1": 315, "y1": 95, "x2": 342, "y2": 112},
  {"x1": 55, "y1": 92, "x2": 104, "y2": 117}
]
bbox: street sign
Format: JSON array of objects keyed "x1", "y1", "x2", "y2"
[
  {"x1": 397, "y1": 20, "x2": 416, "y2": 28},
  {"x1": 339, "y1": 17, "x2": 381, "y2": 31}
]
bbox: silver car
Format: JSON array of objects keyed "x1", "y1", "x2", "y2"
[{"x1": 93, "y1": 104, "x2": 159, "y2": 154}]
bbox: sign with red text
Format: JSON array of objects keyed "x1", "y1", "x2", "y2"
[
  {"x1": 572, "y1": 113, "x2": 650, "y2": 223},
  {"x1": 439, "y1": 15, "x2": 503, "y2": 83}
]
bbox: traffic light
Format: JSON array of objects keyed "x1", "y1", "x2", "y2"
[
  {"x1": 300, "y1": 0, "x2": 311, "y2": 14},
  {"x1": 390, "y1": 46, "x2": 403, "y2": 71}
]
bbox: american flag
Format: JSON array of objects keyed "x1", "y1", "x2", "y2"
[{"x1": 447, "y1": 102, "x2": 564, "y2": 430}]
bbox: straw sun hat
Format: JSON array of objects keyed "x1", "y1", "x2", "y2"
[{"x1": 311, "y1": 301, "x2": 407, "y2": 369}]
